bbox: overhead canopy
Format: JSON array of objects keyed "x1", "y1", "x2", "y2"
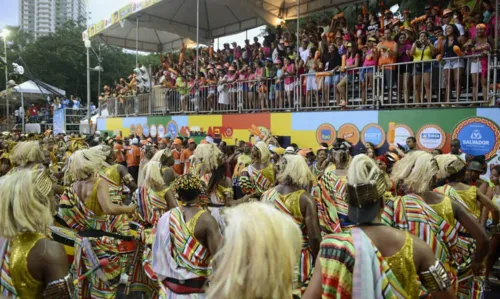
[
  {"x1": 84, "y1": 0, "x2": 362, "y2": 52},
  {"x1": 10, "y1": 80, "x2": 66, "y2": 96},
  {"x1": 0, "y1": 80, "x2": 65, "y2": 108}
]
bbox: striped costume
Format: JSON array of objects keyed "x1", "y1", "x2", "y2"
[
  {"x1": 136, "y1": 186, "x2": 172, "y2": 227},
  {"x1": 312, "y1": 169, "x2": 349, "y2": 235},
  {"x1": 382, "y1": 194, "x2": 459, "y2": 293},
  {"x1": 239, "y1": 163, "x2": 275, "y2": 198},
  {"x1": 318, "y1": 228, "x2": 407, "y2": 298},
  {"x1": 261, "y1": 188, "x2": 313, "y2": 295},
  {"x1": 152, "y1": 207, "x2": 212, "y2": 298},
  {"x1": 58, "y1": 180, "x2": 135, "y2": 299}
]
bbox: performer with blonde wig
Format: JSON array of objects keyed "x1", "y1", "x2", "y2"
[
  {"x1": 0, "y1": 169, "x2": 73, "y2": 298},
  {"x1": 303, "y1": 154, "x2": 455, "y2": 299},
  {"x1": 206, "y1": 202, "x2": 302, "y2": 299},
  {"x1": 239, "y1": 141, "x2": 276, "y2": 200},
  {"x1": 150, "y1": 148, "x2": 176, "y2": 186},
  {"x1": 261, "y1": 154, "x2": 321, "y2": 296},
  {"x1": 385, "y1": 151, "x2": 460, "y2": 295},
  {"x1": 152, "y1": 174, "x2": 221, "y2": 299},
  {"x1": 8, "y1": 141, "x2": 45, "y2": 173},
  {"x1": 58, "y1": 149, "x2": 137, "y2": 299}
]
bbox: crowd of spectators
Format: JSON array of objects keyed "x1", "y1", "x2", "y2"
[{"x1": 103, "y1": 2, "x2": 499, "y2": 113}]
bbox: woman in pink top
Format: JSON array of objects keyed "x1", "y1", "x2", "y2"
[
  {"x1": 224, "y1": 66, "x2": 238, "y2": 110},
  {"x1": 247, "y1": 65, "x2": 257, "y2": 111},
  {"x1": 361, "y1": 37, "x2": 378, "y2": 106},
  {"x1": 466, "y1": 24, "x2": 491, "y2": 103},
  {"x1": 336, "y1": 43, "x2": 360, "y2": 107},
  {"x1": 254, "y1": 60, "x2": 267, "y2": 110},
  {"x1": 283, "y1": 56, "x2": 296, "y2": 110}
]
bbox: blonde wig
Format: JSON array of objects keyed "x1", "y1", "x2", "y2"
[
  {"x1": 10, "y1": 141, "x2": 45, "y2": 166},
  {"x1": 65, "y1": 149, "x2": 106, "y2": 183},
  {"x1": 150, "y1": 149, "x2": 172, "y2": 163},
  {"x1": 192, "y1": 143, "x2": 222, "y2": 174},
  {"x1": 89, "y1": 144, "x2": 112, "y2": 158},
  {"x1": 391, "y1": 151, "x2": 439, "y2": 193},
  {"x1": 435, "y1": 154, "x2": 466, "y2": 180},
  {"x1": 206, "y1": 202, "x2": 301, "y2": 299},
  {"x1": 0, "y1": 169, "x2": 54, "y2": 238},
  {"x1": 277, "y1": 154, "x2": 315, "y2": 187},
  {"x1": 255, "y1": 141, "x2": 271, "y2": 164},
  {"x1": 143, "y1": 161, "x2": 165, "y2": 188},
  {"x1": 348, "y1": 154, "x2": 383, "y2": 186}
]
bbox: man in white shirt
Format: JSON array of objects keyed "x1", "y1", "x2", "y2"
[{"x1": 299, "y1": 40, "x2": 310, "y2": 63}]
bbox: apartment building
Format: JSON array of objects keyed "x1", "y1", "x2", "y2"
[{"x1": 19, "y1": 0, "x2": 87, "y2": 38}]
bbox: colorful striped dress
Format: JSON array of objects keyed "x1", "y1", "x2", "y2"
[
  {"x1": 312, "y1": 168, "x2": 349, "y2": 235},
  {"x1": 136, "y1": 186, "x2": 172, "y2": 227},
  {"x1": 58, "y1": 180, "x2": 133, "y2": 299},
  {"x1": 318, "y1": 229, "x2": 407, "y2": 298},
  {"x1": 239, "y1": 163, "x2": 275, "y2": 198},
  {"x1": 261, "y1": 188, "x2": 313, "y2": 296},
  {"x1": 152, "y1": 207, "x2": 212, "y2": 299},
  {"x1": 382, "y1": 194, "x2": 459, "y2": 292}
]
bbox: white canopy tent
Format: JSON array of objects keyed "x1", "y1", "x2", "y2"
[
  {"x1": 0, "y1": 80, "x2": 66, "y2": 105},
  {"x1": 83, "y1": 0, "x2": 362, "y2": 53}
]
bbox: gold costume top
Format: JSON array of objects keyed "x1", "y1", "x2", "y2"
[
  {"x1": 386, "y1": 232, "x2": 419, "y2": 299},
  {"x1": 456, "y1": 186, "x2": 480, "y2": 219},
  {"x1": 429, "y1": 196, "x2": 456, "y2": 228},
  {"x1": 186, "y1": 209, "x2": 207, "y2": 243},
  {"x1": 83, "y1": 179, "x2": 104, "y2": 216},
  {"x1": 102, "y1": 164, "x2": 121, "y2": 185},
  {"x1": 280, "y1": 190, "x2": 305, "y2": 220},
  {"x1": 10, "y1": 232, "x2": 45, "y2": 299}
]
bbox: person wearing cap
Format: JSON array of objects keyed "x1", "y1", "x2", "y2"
[
  {"x1": 152, "y1": 174, "x2": 221, "y2": 298},
  {"x1": 303, "y1": 154, "x2": 455, "y2": 299},
  {"x1": 434, "y1": 154, "x2": 498, "y2": 297},
  {"x1": 239, "y1": 141, "x2": 276, "y2": 200},
  {"x1": 126, "y1": 137, "x2": 141, "y2": 182},
  {"x1": 465, "y1": 158, "x2": 488, "y2": 188},
  {"x1": 223, "y1": 65, "x2": 238, "y2": 110},
  {"x1": 467, "y1": 23, "x2": 490, "y2": 103},
  {"x1": 261, "y1": 154, "x2": 320, "y2": 296},
  {"x1": 172, "y1": 138, "x2": 184, "y2": 175},
  {"x1": 181, "y1": 138, "x2": 196, "y2": 174},
  {"x1": 360, "y1": 36, "x2": 378, "y2": 105},
  {"x1": 383, "y1": 9, "x2": 393, "y2": 28},
  {"x1": 312, "y1": 149, "x2": 351, "y2": 234},
  {"x1": 336, "y1": 42, "x2": 360, "y2": 107}
]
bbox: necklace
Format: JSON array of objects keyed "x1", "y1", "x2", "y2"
[{"x1": 358, "y1": 222, "x2": 386, "y2": 227}]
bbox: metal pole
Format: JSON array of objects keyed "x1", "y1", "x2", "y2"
[
  {"x1": 4, "y1": 37, "x2": 8, "y2": 123},
  {"x1": 86, "y1": 46, "x2": 91, "y2": 130},
  {"x1": 493, "y1": 0, "x2": 499, "y2": 105},
  {"x1": 296, "y1": 0, "x2": 300, "y2": 58},
  {"x1": 136, "y1": 18, "x2": 139, "y2": 66},
  {"x1": 196, "y1": 0, "x2": 199, "y2": 79},
  {"x1": 97, "y1": 41, "x2": 101, "y2": 116},
  {"x1": 20, "y1": 87, "x2": 24, "y2": 132}
]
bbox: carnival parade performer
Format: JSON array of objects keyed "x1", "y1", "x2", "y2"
[
  {"x1": 206, "y1": 202, "x2": 302, "y2": 299},
  {"x1": 302, "y1": 154, "x2": 455, "y2": 299},
  {"x1": 239, "y1": 141, "x2": 276, "y2": 200},
  {"x1": 152, "y1": 174, "x2": 221, "y2": 298},
  {"x1": 58, "y1": 149, "x2": 137, "y2": 299},
  {"x1": 8, "y1": 141, "x2": 46, "y2": 173},
  {"x1": 0, "y1": 169, "x2": 73, "y2": 298},
  {"x1": 261, "y1": 154, "x2": 321, "y2": 295}
]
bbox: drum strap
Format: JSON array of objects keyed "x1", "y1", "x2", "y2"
[
  {"x1": 162, "y1": 276, "x2": 207, "y2": 295},
  {"x1": 78, "y1": 229, "x2": 134, "y2": 241}
]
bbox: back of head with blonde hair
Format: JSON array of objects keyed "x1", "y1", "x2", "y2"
[
  {"x1": 206, "y1": 202, "x2": 301, "y2": 299},
  {"x1": 391, "y1": 151, "x2": 438, "y2": 193},
  {"x1": 65, "y1": 148, "x2": 106, "y2": 183},
  {"x1": 192, "y1": 143, "x2": 222, "y2": 173},
  {"x1": 89, "y1": 144, "x2": 112, "y2": 159},
  {"x1": 150, "y1": 148, "x2": 172, "y2": 163},
  {"x1": 255, "y1": 141, "x2": 271, "y2": 164},
  {"x1": 0, "y1": 169, "x2": 55, "y2": 238},
  {"x1": 10, "y1": 141, "x2": 45, "y2": 166},
  {"x1": 278, "y1": 154, "x2": 315, "y2": 187},
  {"x1": 143, "y1": 161, "x2": 165, "y2": 188},
  {"x1": 348, "y1": 154, "x2": 382, "y2": 186}
]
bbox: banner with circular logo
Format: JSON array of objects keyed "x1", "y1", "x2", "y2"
[
  {"x1": 337, "y1": 124, "x2": 360, "y2": 145},
  {"x1": 316, "y1": 123, "x2": 336, "y2": 146},
  {"x1": 157, "y1": 124, "x2": 165, "y2": 138},
  {"x1": 392, "y1": 124, "x2": 414, "y2": 146},
  {"x1": 361, "y1": 124, "x2": 386, "y2": 148},
  {"x1": 142, "y1": 124, "x2": 149, "y2": 137},
  {"x1": 167, "y1": 120, "x2": 178, "y2": 138},
  {"x1": 452, "y1": 117, "x2": 500, "y2": 159},
  {"x1": 150, "y1": 124, "x2": 157, "y2": 138},
  {"x1": 416, "y1": 124, "x2": 446, "y2": 151}
]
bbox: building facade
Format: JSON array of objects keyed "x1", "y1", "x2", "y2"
[{"x1": 19, "y1": 0, "x2": 87, "y2": 38}]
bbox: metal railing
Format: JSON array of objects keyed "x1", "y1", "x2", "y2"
[{"x1": 99, "y1": 54, "x2": 497, "y2": 117}]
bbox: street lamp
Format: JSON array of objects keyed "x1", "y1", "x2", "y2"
[
  {"x1": 84, "y1": 38, "x2": 91, "y2": 130},
  {"x1": 1, "y1": 29, "x2": 10, "y2": 122}
]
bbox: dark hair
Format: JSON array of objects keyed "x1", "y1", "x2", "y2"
[
  {"x1": 335, "y1": 150, "x2": 350, "y2": 165},
  {"x1": 433, "y1": 149, "x2": 443, "y2": 154},
  {"x1": 407, "y1": 136, "x2": 416, "y2": 143},
  {"x1": 320, "y1": 142, "x2": 329, "y2": 148},
  {"x1": 177, "y1": 189, "x2": 202, "y2": 202},
  {"x1": 207, "y1": 163, "x2": 226, "y2": 194},
  {"x1": 493, "y1": 165, "x2": 500, "y2": 174},
  {"x1": 447, "y1": 166, "x2": 466, "y2": 182},
  {"x1": 446, "y1": 24, "x2": 460, "y2": 38},
  {"x1": 291, "y1": 143, "x2": 299, "y2": 151}
]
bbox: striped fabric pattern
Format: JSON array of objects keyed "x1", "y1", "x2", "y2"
[
  {"x1": 312, "y1": 169, "x2": 347, "y2": 235},
  {"x1": 239, "y1": 164, "x2": 275, "y2": 197},
  {"x1": 319, "y1": 232, "x2": 407, "y2": 298},
  {"x1": 137, "y1": 186, "x2": 169, "y2": 227},
  {"x1": 0, "y1": 239, "x2": 17, "y2": 298},
  {"x1": 261, "y1": 188, "x2": 313, "y2": 295},
  {"x1": 382, "y1": 194, "x2": 459, "y2": 287},
  {"x1": 59, "y1": 188, "x2": 131, "y2": 299}
]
